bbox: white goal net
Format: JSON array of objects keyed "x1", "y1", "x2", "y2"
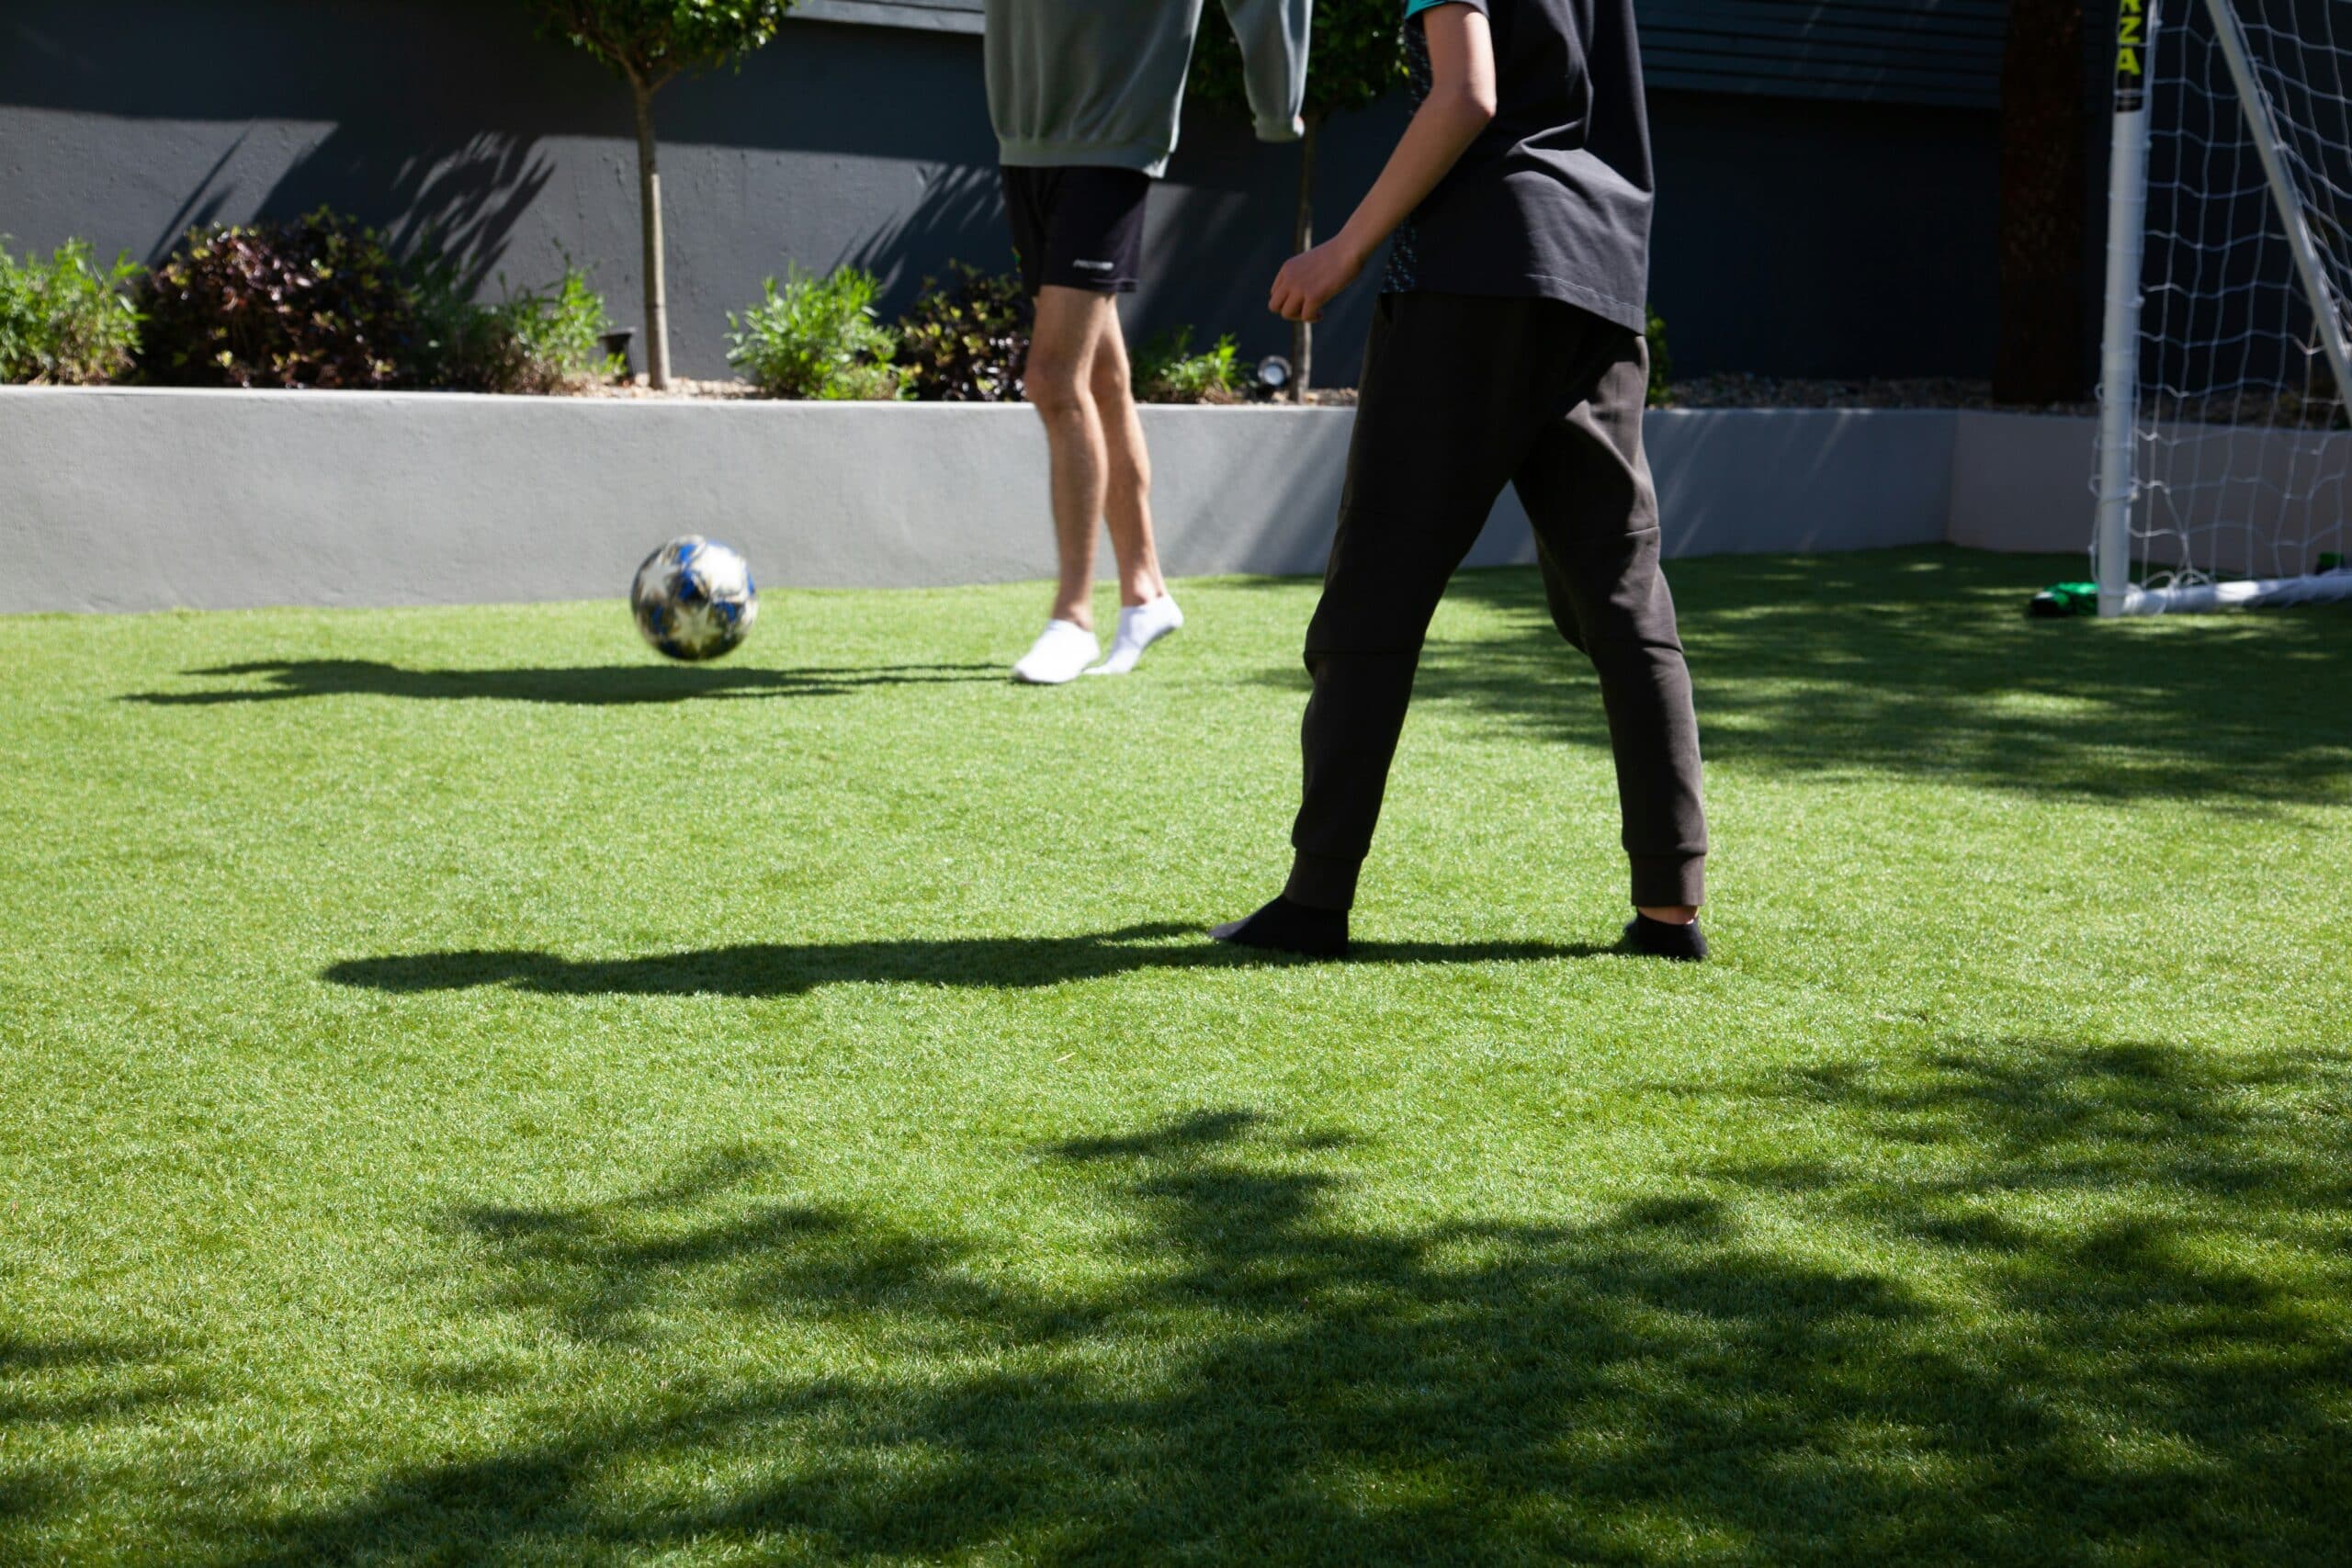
[{"x1": 2093, "y1": 0, "x2": 2352, "y2": 612}]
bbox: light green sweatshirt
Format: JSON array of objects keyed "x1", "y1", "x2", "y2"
[{"x1": 985, "y1": 0, "x2": 1311, "y2": 177}]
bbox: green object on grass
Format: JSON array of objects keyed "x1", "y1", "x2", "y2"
[
  {"x1": 2321, "y1": 551, "x2": 2346, "y2": 573},
  {"x1": 2029, "y1": 579, "x2": 2101, "y2": 616},
  {"x1": 3, "y1": 548, "x2": 2348, "y2": 1562}
]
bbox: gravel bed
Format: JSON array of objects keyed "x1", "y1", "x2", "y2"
[
  {"x1": 1661, "y1": 374, "x2": 2095, "y2": 416},
  {"x1": 581, "y1": 377, "x2": 763, "y2": 400},
  {"x1": 568, "y1": 372, "x2": 2122, "y2": 416},
  {"x1": 575, "y1": 376, "x2": 1354, "y2": 407}
]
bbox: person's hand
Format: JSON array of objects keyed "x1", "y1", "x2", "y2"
[{"x1": 1269, "y1": 236, "x2": 1366, "y2": 323}]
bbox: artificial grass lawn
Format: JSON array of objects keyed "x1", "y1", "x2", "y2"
[{"x1": 2, "y1": 547, "x2": 2347, "y2": 1565}]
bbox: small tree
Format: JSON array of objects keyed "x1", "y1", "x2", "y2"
[
  {"x1": 526, "y1": 1, "x2": 794, "y2": 389},
  {"x1": 1192, "y1": 0, "x2": 1407, "y2": 394}
]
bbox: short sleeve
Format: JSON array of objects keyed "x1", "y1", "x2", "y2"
[{"x1": 1405, "y1": 0, "x2": 1488, "y2": 17}]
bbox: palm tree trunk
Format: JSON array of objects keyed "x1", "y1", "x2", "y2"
[
  {"x1": 631, "y1": 74, "x2": 672, "y2": 390},
  {"x1": 1293, "y1": 114, "x2": 1319, "y2": 397}
]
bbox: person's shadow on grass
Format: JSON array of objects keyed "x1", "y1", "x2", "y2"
[
  {"x1": 126, "y1": 660, "x2": 1002, "y2": 707},
  {"x1": 323, "y1": 923, "x2": 1615, "y2": 998}
]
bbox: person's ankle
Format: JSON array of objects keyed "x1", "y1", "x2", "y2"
[
  {"x1": 1636, "y1": 904, "x2": 1698, "y2": 925},
  {"x1": 1283, "y1": 851, "x2": 1360, "y2": 913},
  {"x1": 1623, "y1": 911, "x2": 1708, "y2": 962}
]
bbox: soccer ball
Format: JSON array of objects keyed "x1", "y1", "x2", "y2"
[{"x1": 631, "y1": 536, "x2": 758, "y2": 661}]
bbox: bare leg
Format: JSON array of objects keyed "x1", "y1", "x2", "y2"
[
  {"x1": 1088, "y1": 313, "x2": 1167, "y2": 607},
  {"x1": 1027, "y1": 286, "x2": 1114, "y2": 630}
]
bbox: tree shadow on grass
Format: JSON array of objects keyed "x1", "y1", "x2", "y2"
[
  {"x1": 322, "y1": 924, "x2": 1612, "y2": 998},
  {"x1": 1408, "y1": 548, "x2": 2352, "y2": 805},
  {"x1": 0, "y1": 1334, "x2": 200, "y2": 1544},
  {"x1": 125, "y1": 660, "x2": 1002, "y2": 707},
  {"x1": 0, "y1": 1333, "x2": 198, "y2": 1429},
  {"x1": 220, "y1": 1041, "x2": 2351, "y2": 1564}
]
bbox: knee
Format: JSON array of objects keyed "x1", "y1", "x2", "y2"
[
  {"x1": 1089, "y1": 351, "x2": 1132, "y2": 408},
  {"x1": 1025, "y1": 356, "x2": 1091, "y2": 419},
  {"x1": 1541, "y1": 588, "x2": 1589, "y2": 653}
]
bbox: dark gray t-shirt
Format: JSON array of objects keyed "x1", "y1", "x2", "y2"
[{"x1": 1383, "y1": 0, "x2": 1654, "y2": 333}]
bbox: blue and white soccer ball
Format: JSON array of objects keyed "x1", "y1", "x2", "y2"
[{"x1": 631, "y1": 536, "x2": 759, "y2": 661}]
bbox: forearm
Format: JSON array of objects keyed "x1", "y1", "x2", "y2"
[
  {"x1": 1265, "y1": 7, "x2": 1495, "y2": 323},
  {"x1": 1334, "y1": 88, "x2": 1492, "y2": 262}
]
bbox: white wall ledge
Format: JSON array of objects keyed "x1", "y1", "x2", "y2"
[{"x1": 0, "y1": 389, "x2": 2094, "y2": 615}]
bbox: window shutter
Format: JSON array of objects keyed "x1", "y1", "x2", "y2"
[{"x1": 1637, "y1": 0, "x2": 2010, "y2": 109}]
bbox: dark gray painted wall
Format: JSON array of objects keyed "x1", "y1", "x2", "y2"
[
  {"x1": 809, "y1": 0, "x2": 2021, "y2": 109},
  {"x1": 1650, "y1": 89, "x2": 1998, "y2": 379},
  {"x1": 0, "y1": 0, "x2": 2000, "y2": 382}
]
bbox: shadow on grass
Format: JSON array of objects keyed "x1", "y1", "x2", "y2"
[
  {"x1": 0, "y1": 1334, "x2": 194, "y2": 1429},
  {"x1": 1399, "y1": 548, "x2": 2352, "y2": 805},
  {"x1": 0, "y1": 1333, "x2": 198, "y2": 1534},
  {"x1": 322, "y1": 923, "x2": 1612, "y2": 998},
  {"x1": 187, "y1": 1042, "x2": 2352, "y2": 1564},
  {"x1": 126, "y1": 660, "x2": 1001, "y2": 707}
]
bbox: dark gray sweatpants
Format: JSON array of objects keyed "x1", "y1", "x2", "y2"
[{"x1": 1284, "y1": 291, "x2": 1708, "y2": 912}]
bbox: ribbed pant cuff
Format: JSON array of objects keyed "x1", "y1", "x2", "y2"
[
  {"x1": 1285, "y1": 851, "x2": 1362, "y2": 912},
  {"x1": 1630, "y1": 853, "x2": 1706, "y2": 909}
]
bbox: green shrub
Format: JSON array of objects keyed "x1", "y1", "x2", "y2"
[
  {"x1": 897, "y1": 263, "x2": 1030, "y2": 402},
  {"x1": 414, "y1": 259, "x2": 621, "y2": 395},
  {"x1": 1646, "y1": 308, "x2": 1673, "y2": 408},
  {"x1": 0, "y1": 238, "x2": 141, "y2": 385},
  {"x1": 139, "y1": 211, "x2": 413, "y2": 389},
  {"x1": 726, "y1": 266, "x2": 903, "y2": 400},
  {"x1": 1133, "y1": 326, "x2": 1243, "y2": 404},
  {"x1": 500, "y1": 267, "x2": 620, "y2": 390}
]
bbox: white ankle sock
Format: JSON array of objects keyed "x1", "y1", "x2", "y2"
[
  {"x1": 1012, "y1": 619, "x2": 1100, "y2": 684},
  {"x1": 1085, "y1": 593, "x2": 1183, "y2": 675}
]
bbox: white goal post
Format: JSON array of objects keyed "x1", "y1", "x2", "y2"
[{"x1": 2092, "y1": 0, "x2": 2352, "y2": 614}]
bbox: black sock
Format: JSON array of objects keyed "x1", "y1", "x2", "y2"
[
  {"x1": 1210, "y1": 896, "x2": 1350, "y2": 959},
  {"x1": 1623, "y1": 913, "x2": 1708, "y2": 962}
]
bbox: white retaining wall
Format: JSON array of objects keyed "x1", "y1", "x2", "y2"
[
  {"x1": 1952, "y1": 409, "x2": 2351, "y2": 577},
  {"x1": 1, "y1": 389, "x2": 2096, "y2": 615}
]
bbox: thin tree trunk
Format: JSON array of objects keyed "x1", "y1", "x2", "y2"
[
  {"x1": 1293, "y1": 114, "x2": 1319, "y2": 397},
  {"x1": 1994, "y1": 0, "x2": 2086, "y2": 403},
  {"x1": 631, "y1": 75, "x2": 671, "y2": 391}
]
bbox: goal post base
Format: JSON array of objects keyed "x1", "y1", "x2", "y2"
[
  {"x1": 2032, "y1": 570, "x2": 2352, "y2": 616},
  {"x1": 2105, "y1": 569, "x2": 2352, "y2": 615}
]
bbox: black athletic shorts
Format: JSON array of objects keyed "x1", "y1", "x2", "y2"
[{"x1": 1000, "y1": 165, "x2": 1149, "y2": 297}]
